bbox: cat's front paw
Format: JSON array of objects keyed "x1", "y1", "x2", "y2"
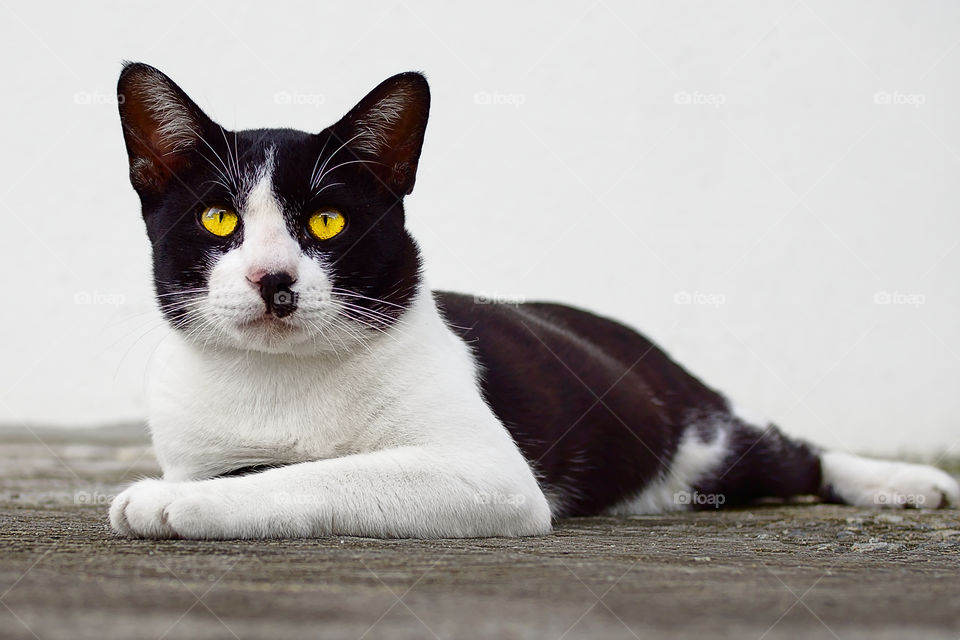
[
  {"x1": 110, "y1": 479, "x2": 240, "y2": 539},
  {"x1": 110, "y1": 479, "x2": 183, "y2": 538}
]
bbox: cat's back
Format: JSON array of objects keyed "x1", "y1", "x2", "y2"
[
  {"x1": 434, "y1": 291, "x2": 660, "y2": 375},
  {"x1": 433, "y1": 291, "x2": 721, "y2": 404},
  {"x1": 433, "y1": 290, "x2": 728, "y2": 515}
]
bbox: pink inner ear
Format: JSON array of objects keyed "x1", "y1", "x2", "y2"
[{"x1": 125, "y1": 120, "x2": 193, "y2": 190}]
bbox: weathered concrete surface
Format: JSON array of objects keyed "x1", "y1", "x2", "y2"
[{"x1": 2, "y1": 426, "x2": 959, "y2": 640}]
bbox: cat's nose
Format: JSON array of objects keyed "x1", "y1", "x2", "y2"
[{"x1": 248, "y1": 271, "x2": 298, "y2": 318}]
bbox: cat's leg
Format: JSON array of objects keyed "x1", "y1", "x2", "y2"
[
  {"x1": 689, "y1": 420, "x2": 823, "y2": 507},
  {"x1": 692, "y1": 419, "x2": 959, "y2": 509},
  {"x1": 605, "y1": 419, "x2": 825, "y2": 514},
  {"x1": 819, "y1": 451, "x2": 959, "y2": 508},
  {"x1": 109, "y1": 445, "x2": 552, "y2": 539}
]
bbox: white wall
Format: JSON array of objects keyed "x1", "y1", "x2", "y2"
[{"x1": 1, "y1": 0, "x2": 958, "y2": 456}]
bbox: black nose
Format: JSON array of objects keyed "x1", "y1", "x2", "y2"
[{"x1": 258, "y1": 272, "x2": 298, "y2": 318}]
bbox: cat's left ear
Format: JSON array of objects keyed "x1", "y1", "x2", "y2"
[{"x1": 332, "y1": 72, "x2": 430, "y2": 196}]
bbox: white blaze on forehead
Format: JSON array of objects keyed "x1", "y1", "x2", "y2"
[{"x1": 240, "y1": 152, "x2": 301, "y2": 277}]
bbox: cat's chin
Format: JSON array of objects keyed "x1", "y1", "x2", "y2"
[
  {"x1": 230, "y1": 317, "x2": 314, "y2": 354},
  {"x1": 176, "y1": 312, "x2": 360, "y2": 356},
  {"x1": 179, "y1": 315, "x2": 315, "y2": 355},
  {"x1": 238, "y1": 314, "x2": 298, "y2": 333},
  {"x1": 226, "y1": 316, "x2": 368, "y2": 356}
]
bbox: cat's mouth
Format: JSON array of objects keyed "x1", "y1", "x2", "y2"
[{"x1": 239, "y1": 313, "x2": 298, "y2": 332}]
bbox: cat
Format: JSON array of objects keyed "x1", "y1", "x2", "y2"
[{"x1": 109, "y1": 62, "x2": 959, "y2": 539}]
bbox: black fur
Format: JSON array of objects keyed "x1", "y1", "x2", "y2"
[{"x1": 434, "y1": 294, "x2": 822, "y2": 516}]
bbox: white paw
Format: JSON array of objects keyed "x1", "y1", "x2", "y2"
[
  {"x1": 822, "y1": 452, "x2": 960, "y2": 509},
  {"x1": 109, "y1": 479, "x2": 241, "y2": 539},
  {"x1": 110, "y1": 479, "x2": 180, "y2": 537}
]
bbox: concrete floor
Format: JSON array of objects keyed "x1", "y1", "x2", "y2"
[{"x1": 2, "y1": 426, "x2": 959, "y2": 640}]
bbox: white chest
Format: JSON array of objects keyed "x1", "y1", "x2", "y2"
[{"x1": 144, "y1": 296, "x2": 492, "y2": 480}]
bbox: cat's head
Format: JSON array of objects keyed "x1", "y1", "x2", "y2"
[{"x1": 117, "y1": 62, "x2": 429, "y2": 354}]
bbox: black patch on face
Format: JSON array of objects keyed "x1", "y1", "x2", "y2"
[
  {"x1": 117, "y1": 63, "x2": 430, "y2": 334},
  {"x1": 269, "y1": 129, "x2": 423, "y2": 327}
]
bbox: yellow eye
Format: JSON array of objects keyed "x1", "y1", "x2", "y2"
[
  {"x1": 199, "y1": 206, "x2": 239, "y2": 237},
  {"x1": 307, "y1": 208, "x2": 346, "y2": 241}
]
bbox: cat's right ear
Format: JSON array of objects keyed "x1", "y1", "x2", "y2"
[{"x1": 117, "y1": 62, "x2": 215, "y2": 195}]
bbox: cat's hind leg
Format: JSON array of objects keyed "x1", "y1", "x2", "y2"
[
  {"x1": 688, "y1": 418, "x2": 823, "y2": 508},
  {"x1": 819, "y1": 451, "x2": 959, "y2": 509},
  {"x1": 606, "y1": 416, "x2": 824, "y2": 514},
  {"x1": 691, "y1": 417, "x2": 958, "y2": 510}
]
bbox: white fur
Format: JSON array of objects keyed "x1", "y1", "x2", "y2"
[
  {"x1": 112, "y1": 289, "x2": 552, "y2": 538},
  {"x1": 111, "y1": 158, "x2": 551, "y2": 539},
  {"x1": 821, "y1": 451, "x2": 959, "y2": 509},
  {"x1": 606, "y1": 424, "x2": 729, "y2": 515}
]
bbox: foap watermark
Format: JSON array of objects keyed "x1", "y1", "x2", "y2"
[
  {"x1": 74, "y1": 490, "x2": 115, "y2": 506},
  {"x1": 74, "y1": 290, "x2": 126, "y2": 307},
  {"x1": 473, "y1": 90, "x2": 526, "y2": 108},
  {"x1": 473, "y1": 491, "x2": 527, "y2": 507},
  {"x1": 474, "y1": 292, "x2": 526, "y2": 305},
  {"x1": 873, "y1": 291, "x2": 925, "y2": 308},
  {"x1": 673, "y1": 291, "x2": 726, "y2": 307},
  {"x1": 74, "y1": 90, "x2": 124, "y2": 106},
  {"x1": 674, "y1": 91, "x2": 726, "y2": 108},
  {"x1": 273, "y1": 290, "x2": 299, "y2": 307},
  {"x1": 873, "y1": 91, "x2": 925, "y2": 109},
  {"x1": 274, "y1": 90, "x2": 326, "y2": 108},
  {"x1": 674, "y1": 490, "x2": 725, "y2": 509},
  {"x1": 875, "y1": 492, "x2": 926, "y2": 507}
]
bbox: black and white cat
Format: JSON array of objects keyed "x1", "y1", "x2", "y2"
[{"x1": 109, "y1": 63, "x2": 958, "y2": 539}]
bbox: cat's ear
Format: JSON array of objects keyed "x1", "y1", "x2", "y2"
[
  {"x1": 332, "y1": 72, "x2": 430, "y2": 196},
  {"x1": 117, "y1": 62, "x2": 217, "y2": 194}
]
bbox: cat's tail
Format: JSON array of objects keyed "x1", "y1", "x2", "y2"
[{"x1": 691, "y1": 418, "x2": 959, "y2": 509}]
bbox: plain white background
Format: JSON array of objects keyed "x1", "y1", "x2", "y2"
[{"x1": 1, "y1": 1, "x2": 957, "y2": 456}]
